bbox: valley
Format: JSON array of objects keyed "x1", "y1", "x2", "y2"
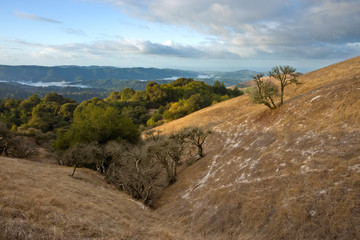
[{"x1": 1, "y1": 56, "x2": 360, "y2": 239}]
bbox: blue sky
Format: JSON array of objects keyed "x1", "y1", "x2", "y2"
[{"x1": 1, "y1": 0, "x2": 360, "y2": 72}]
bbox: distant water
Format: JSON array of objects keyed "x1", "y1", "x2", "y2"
[
  {"x1": 162, "y1": 76, "x2": 180, "y2": 80},
  {"x1": 197, "y1": 74, "x2": 214, "y2": 79},
  {"x1": 17, "y1": 81, "x2": 91, "y2": 88},
  {"x1": 162, "y1": 75, "x2": 215, "y2": 80}
]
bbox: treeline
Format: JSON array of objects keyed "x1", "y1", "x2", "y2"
[
  {"x1": 0, "y1": 78, "x2": 241, "y2": 148},
  {"x1": 0, "y1": 93, "x2": 76, "y2": 133},
  {"x1": 105, "y1": 78, "x2": 242, "y2": 126}
]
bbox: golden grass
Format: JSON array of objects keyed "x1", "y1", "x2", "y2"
[
  {"x1": 2, "y1": 56, "x2": 360, "y2": 239},
  {"x1": 0, "y1": 157, "x2": 192, "y2": 240},
  {"x1": 154, "y1": 56, "x2": 360, "y2": 239}
]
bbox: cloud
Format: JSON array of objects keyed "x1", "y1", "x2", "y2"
[
  {"x1": 62, "y1": 27, "x2": 87, "y2": 36},
  {"x1": 98, "y1": 0, "x2": 360, "y2": 60},
  {"x1": 7, "y1": 37, "x2": 243, "y2": 61},
  {"x1": 14, "y1": 11, "x2": 62, "y2": 24}
]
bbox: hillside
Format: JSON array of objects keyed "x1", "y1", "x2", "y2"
[
  {"x1": 0, "y1": 65, "x2": 258, "y2": 90},
  {"x1": 154, "y1": 56, "x2": 360, "y2": 239},
  {"x1": 0, "y1": 65, "x2": 198, "y2": 83},
  {"x1": 1, "y1": 56, "x2": 359, "y2": 239},
  {"x1": 0, "y1": 156, "x2": 188, "y2": 240}
]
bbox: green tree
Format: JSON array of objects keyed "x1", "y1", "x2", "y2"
[
  {"x1": 55, "y1": 101, "x2": 139, "y2": 150},
  {"x1": 172, "y1": 78, "x2": 193, "y2": 87},
  {"x1": 213, "y1": 81, "x2": 227, "y2": 95},
  {"x1": 18, "y1": 94, "x2": 41, "y2": 122},
  {"x1": 58, "y1": 103, "x2": 78, "y2": 122},
  {"x1": 269, "y1": 65, "x2": 301, "y2": 105},
  {"x1": 146, "y1": 111, "x2": 163, "y2": 127},
  {"x1": 145, "y1": 81, "x2": 168, "y2": 108}
]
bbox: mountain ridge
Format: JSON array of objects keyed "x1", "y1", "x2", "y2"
[{"x1": 0, "y1": 65, "x2": 259, "y2": 83}]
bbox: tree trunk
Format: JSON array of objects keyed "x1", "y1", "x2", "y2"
[
  {"x1": 198, "y1": 145, "x2": 203, "y2": 158},
  {"x1": 70, "y1": 163, "x2": 77, "y2": 176},
  {"x1": 170, "y1": 162, "x2": 177, "y2": 184},
  {"x1": 280, "y1": 85, "x2": 285, "y2": 105},
  {"x1": 269, "y1": 96, "x2": 277, "y2": 109}
]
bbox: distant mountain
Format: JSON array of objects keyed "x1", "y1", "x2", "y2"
[
  {"x1": 0, "y1": 81, "x2": 108, "y2": 102},
  {"x1": 197, "y1": 69, "x2": 262, "y2": 87},
  {"x1": 0, "y1": 65, "x2": 261, "y2": 100},
  {"x1": 0, "y1": 65, "x2": 198, "y2": 83}
]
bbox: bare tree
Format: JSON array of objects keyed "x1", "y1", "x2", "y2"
[
  {"x1": 0, "y1": 122, "x2": 13, "y2": 157},
  {"x1": 147, "y1": 138, "x2": 183, "y2": 184},
  {"x1": 269, "y1": 65, "x2": 301, "y2": 105},
  {"x1": 105, "y1": 142, "x2": 165, "y2": 207},
  {"x1": 181, "y1": 126, "x2": 212, "y2": 158},
  {"x1": 59, "y1": 142, "x2": 105, "y2": 176},
  {"x1": 0, "y1": 122, "x2": 34, "y2": 158},
  {"x1": 144, "y1": 129, "x2": 163, "y2": 142},
  {"x1": 250, "y1": 73, "x2": 279, "y2": 110}
]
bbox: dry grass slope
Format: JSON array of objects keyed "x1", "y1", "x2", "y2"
[
  {"x1": 154, "y1": 56, "x2": 360, "y2": 239},
  {"x1": 0, "y1": 157, "x2": 188, "y2": 240}
]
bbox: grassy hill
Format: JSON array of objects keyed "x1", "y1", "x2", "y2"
[
  {"x1": 154, "y1": 56, "x2": 360, "y2": 239},
  {"x1": 0, "y1": 156, "x2": 188, "y2": 239},
  {"x1": 1, "y1": 56, "x2": 360, "y2": 239}
]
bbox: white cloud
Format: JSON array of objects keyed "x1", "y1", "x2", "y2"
[
  {"x1": 4, "y1": 0, "x2": 360, "y2": 70},
  {"x1": 96, "y1": 0, "x2": 360, "y2": 60},
  {"x1": 14, "y1": 11, "x2": 62, "y2": 24}
]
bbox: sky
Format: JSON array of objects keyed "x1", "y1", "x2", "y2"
[{"x1": 1, "y1": 0, "x2": 360, "y2": 72}]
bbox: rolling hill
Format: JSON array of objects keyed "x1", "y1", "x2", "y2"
[
  {"x1": 0, "y1": 156, "x2": 188, "y2": 239},
  {"x1": 1, "y1": 56, "x2": 360, "y2": 239},
  {"x1": 153, "y1": 56, "x2": 360, "y2": 239},
  {"x1": 0, "y1": 65, "x2": 259, "y2": 89}
]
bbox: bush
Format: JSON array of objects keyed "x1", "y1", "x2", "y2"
[
  {"x1": 105, "y1": 141, "x2": 166, "y2": 207},
  {"x1": 0, "y1": 122, "x2": 35, "y2": 158},
  {"x1": 57, "y1": 142, "x2": 106, "y2": 176}
]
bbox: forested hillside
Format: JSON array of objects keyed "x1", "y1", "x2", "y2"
[
  {"x1": 0, "y1": 65, "x2": 198, "y2": 82},
  {"x1": 0, "y1": 78, "x2": 241, "y2": 148},
  {"x1": 0, "y1": 65, "x2": 259, "y2": 100}
]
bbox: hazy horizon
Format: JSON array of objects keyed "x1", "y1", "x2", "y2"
[{"x1": 1, "y1": 0, "x2": 359, "y2": 72}]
